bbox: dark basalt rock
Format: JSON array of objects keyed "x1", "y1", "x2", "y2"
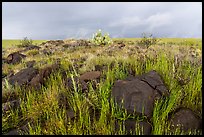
[
  {"x1": 111, "y1": 70, "x2": 169, "y2": 118},
  {"x1": 79, "y1": 71, "x2": 101, "y2": 82},
  {"x1": 6, "y1": 52, "x2": 26, "y2": 64},
  {"x1": 29, "y1": 63, "x2": 61, "y2": 89},
  {"x1": 112, "y1": 77, "x2": 161, "y2": 118},
  {"x1": 169, "y1": 107, "x2": 202, "y2": 133},
  {"x1": 140, "y1": 70, "x2": 169, "y2": 96},
  {"x1": 8, "y1": 67, "x2": 39, "y2": 86}
]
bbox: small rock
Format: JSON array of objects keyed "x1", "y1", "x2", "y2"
[
  {"x1": 79, "y1": 71, "x2": 101, "y2": 82},
  {"x1": 169, "y1": 108, "x2": 202, "y2": 132}
]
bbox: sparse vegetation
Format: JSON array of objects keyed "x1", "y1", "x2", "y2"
[
  {"x1": 137, "y1": 33, "x2": 160, "y2": 48},
  {"x1": 90, "y1": 29, "x2": 113, "y2": 46},
  {"x1": 17, "y1": 37, "x2": 34, "y2": 48}
]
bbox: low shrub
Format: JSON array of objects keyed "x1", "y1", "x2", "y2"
[
  {"x1": 91, "y1": 29, "x2": 113, "y2": 46},
  {"x1": 138, "y1": 33, "x2": 160, "y2": 48},
  {"x1": 17, "y1": 37, "x2": 33, "y2": 48}
]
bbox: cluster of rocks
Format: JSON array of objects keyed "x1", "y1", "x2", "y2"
[
  {"x1": 62, "y1": 39, "x2": 92, "y2": 48},
  {"x1": 39, "y1": 39, "x2": 92, "y2": 49},
  {"x1": 111, "y1": 70, "x2": 202, "y2": 134},
  {"x1": 2, "y1": 67, "x2": 202, "y2": 135},
  {"x1": 7, "y1": 61, "x2": 61, "y2": 90},
  {"x1": 40, "y1": 40, "x2": 64, "y2": 47},
  {"x1": 2, "y1": 43, "x2": 202, "y2": 135},
  {"x1": 65, "y1": 71, "x2": 101, "y2": 93}
]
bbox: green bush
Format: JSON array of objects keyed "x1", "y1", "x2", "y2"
[
  {"x1": 17, "y1": 37, "x2": 33, "y2": 48},
  {"x1": 138, "y1": 33, "x2": 160, "y2": 48},
  {"x1": 91, "y1": 29, "x2": 113, "y2": 46}
]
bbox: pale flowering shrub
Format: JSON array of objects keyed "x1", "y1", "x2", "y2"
[{"x1": 91, "y1": 29, "x2": 113, "y2": 46}]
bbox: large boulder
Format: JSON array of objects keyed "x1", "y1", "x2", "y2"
[
  {"x1": 169, "y1": 108, "x2": 202, "y2": 133},
  {"x1": 112, "y1": 77, "x2": 160, "y2": 118},
  {"x1": 111, "y1": 70, "x2": 168, "y2": 118},
  {"x1": 8, "y1": 68, "x2": 39, "y2": 86},
  {"x1": 6, "y1": 52, "x2": 26, "y2": 64}
]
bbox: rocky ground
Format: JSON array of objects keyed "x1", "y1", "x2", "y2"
[{"x1": 2, "y1": 39, "x2": 202, "y2": 135}]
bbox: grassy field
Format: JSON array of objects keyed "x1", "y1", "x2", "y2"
[
  {"x1": 2, "y1": 38, "x2": 202, "y2": 135},
  {"x1": 2, "y1": 39, "x2": 47, "y2": 49}
]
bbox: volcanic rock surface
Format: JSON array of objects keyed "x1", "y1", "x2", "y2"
[
  {"x1": 169, "y1": 108, "x2": 202, "y2": 132},
  {"x1": 111, "y1": 70, "x2": 166, "y2": 118},
  {"x1": 6, "y1": 52, "x2": 26, "y2": 64}
]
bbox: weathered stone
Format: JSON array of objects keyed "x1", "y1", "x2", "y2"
[
  {"x1": 7, "y1": 52, "x2": 26, "y2": 64},
  {"x1": 29, "y1": 63, "x2": 61, "y2": 89},
  {"x1": 79, "y1": 71, "x2": 101, "y2": 82},
  {"x1": 141, "y1": 70, "x2": 169, "y2": 96},
  {"x1": 111, "y1": 70, "x2": 168, "y2": 118},
  {"x1": 169, "y1": 108, "x2": 202, "y2": 132},
  {"x1": 112, "y1": 77, "x2": 160, "y2": 118},
  {"x1": 8, "y1": 67, "x2": 39, "y2": 86}
]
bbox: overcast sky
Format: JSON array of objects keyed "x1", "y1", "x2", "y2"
[{"x1": 2, "y1": 2, "x2": 202, "y2": 40}]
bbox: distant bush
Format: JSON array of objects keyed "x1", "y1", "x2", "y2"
[
  {"x1": 91, "y1": 29, "x2": 113, "y2": 46},
  {"x1": 138, "y1": 33, "x2": 160, "y2": 48},
  {"x1": 17, "y1": 37, "x2": 33, "y2": 48}
]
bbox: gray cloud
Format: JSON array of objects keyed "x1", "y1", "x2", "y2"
[{"x1": 2, "y1": 2, "x2": 202, "y2": 39}]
